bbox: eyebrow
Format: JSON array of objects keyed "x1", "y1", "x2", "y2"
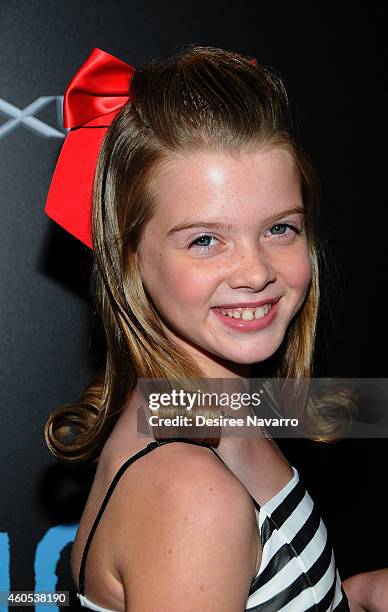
[{"x1": 166, "y1": 207, "x2": 305, "y2": 237}]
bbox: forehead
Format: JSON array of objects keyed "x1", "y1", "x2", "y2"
[{"x1": 148, "y1": 146, "x2": 301, "y2": 220}]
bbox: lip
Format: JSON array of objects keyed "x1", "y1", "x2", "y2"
[
  {"x1": 212, "y1": 297, "x2": 281, "y2": 309},
  {"x1": 211, "y1": 298, "x2": 280, "y2": 332}
]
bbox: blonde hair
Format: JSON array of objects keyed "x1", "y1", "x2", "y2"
[{"x1": 44, "y1": 44, "x2": 356, "y2": 463}]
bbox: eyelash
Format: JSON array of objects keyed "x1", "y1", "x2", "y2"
[{"x1": 188, "y1": 223, "x2": 300, "y2": 251}]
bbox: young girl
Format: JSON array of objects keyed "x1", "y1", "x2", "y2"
[{"x1": 44, "y1": 45, "x2": 352, "y2": 611}]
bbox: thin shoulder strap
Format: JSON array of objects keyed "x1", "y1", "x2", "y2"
[{"x1": 78, "y1": 437, "x2": 226, "y2": 595}]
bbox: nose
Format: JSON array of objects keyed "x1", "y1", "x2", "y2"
[{"x1": 226, "y1": 242, "x2": 276, "y2": 291}]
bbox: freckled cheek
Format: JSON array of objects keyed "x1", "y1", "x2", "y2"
[
  {"x1": 153, "y1": 258, "x2": 217, "y2": 308},
  {"x1": 290, "y1": 258, "x2": 312, "y2": 290},
  {"x1": 278, "y1": 247, "x2": 312, "y2": 292}
]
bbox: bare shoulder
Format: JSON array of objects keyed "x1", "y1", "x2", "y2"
[{"x1": 115, "y1": 441, "x2": 258, "y2": 611}]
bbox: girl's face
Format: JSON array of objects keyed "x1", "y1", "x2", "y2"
[{"x1": 137, "y1": 146, "x2": 312, "y2": 376}]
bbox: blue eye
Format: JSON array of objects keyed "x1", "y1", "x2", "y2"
[
  {"x1": 268, "y1": 223, "x2": 299, "y2": 238},
  {"x1": 189, "y1": 234, "x2": 219, "y2": 250}
]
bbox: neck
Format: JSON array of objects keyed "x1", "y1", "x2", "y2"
[{"x1": 197, "y1": 355, "x2": 253, "y2": 379}]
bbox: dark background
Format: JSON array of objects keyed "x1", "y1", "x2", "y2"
[{"x1": 0, "y1": 1, "x2": 386, "y2": 608}]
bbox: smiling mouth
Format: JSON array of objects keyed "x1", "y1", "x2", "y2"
[
  {"x1": 210, "y1": 297, "x2": 280, "y2": 332},
  {"x1": 213, "y1": 303, "x2": 273, "y2": 321}
]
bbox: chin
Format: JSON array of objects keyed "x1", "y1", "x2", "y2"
[
  {"x1": 214, "y1": 347, "x2": 279, "y2": 366},
  {"x1": 233, "y1": 354, "x2": 275, "y2": 366},
  {"x1": 213, "y1": 335, "x2": 286, "y2": 367}
]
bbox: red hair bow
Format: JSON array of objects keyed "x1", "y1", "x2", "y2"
[{"x1": 44, "y1": 47, "x2": 136, "y2": 249}]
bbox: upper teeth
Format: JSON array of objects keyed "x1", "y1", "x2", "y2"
[{"x1": 217, "y1": 304, "x2": 272, "y2": 320}]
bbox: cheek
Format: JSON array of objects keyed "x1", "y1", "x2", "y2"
[
  {"x1": 292, "y1": 257, "x2": 312, "y2": 291},
  {"x1": 142, "y1": 252, "x2": 215, "y2": 309},
  {"x1": 280, "y1": 243, "x2": 313, "y2": 291}
]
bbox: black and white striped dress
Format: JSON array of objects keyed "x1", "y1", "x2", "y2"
[{"x1": 77, "y1": 438, "x2": 350, "y2": 611}]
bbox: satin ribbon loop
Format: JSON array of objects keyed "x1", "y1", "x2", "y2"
[{"x1": 64, "y1": 47, "x2": 136, "y2": 129}]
